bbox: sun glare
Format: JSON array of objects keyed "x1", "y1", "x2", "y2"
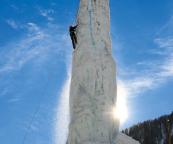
[{"x1": 112, "y1": 81, "x2": 129, "y2": 124}]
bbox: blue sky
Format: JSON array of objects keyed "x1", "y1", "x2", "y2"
[{"x1": 0, "y1": 0, "x2": 173, "y2": 144}]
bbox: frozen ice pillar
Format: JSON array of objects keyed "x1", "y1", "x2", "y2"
[{"x1": 67, "y1": 0, "x2": 119, "y2": 143}]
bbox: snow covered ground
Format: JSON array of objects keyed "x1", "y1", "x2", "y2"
[{"x1": 116, "y1": 133, "x2": 140, "y2": 144}]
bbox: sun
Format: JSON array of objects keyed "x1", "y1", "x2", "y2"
[{"x1": 112, "y1": 81, "x2": 129, "y2": 124}]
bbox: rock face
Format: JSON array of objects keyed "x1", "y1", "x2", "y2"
[{"x1": 67, "y1": 0, "x2": 119, "y2": 144}]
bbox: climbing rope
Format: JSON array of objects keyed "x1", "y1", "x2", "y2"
[
  {"x1": 21, "y1": 101, "x2": 42, "y2": 144},
  {"x1": 88, "y1": 0, "x2": 96, "y2": 47},
  {"x1": 21, "y1": 87, "x2": 51, "y2": 144},
  {"x1": 74, "y1": 0, "x2": 80, "y2": 24}
]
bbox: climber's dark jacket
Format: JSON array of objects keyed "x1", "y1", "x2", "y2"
[{"x1": 69, "y1": 25, "x2": 78, "y2": 49}]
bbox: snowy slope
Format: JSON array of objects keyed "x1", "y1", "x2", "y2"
[
  {"x1": 116, "y1": 133, "x2": 140, "y2": 144},
  {"x1": 122, "y1": 112, "x2": 173, "y2": 144}
]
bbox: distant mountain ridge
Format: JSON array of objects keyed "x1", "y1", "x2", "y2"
[{"x1": 122, "y1": 112, "x2": 173, "y2": 144}]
